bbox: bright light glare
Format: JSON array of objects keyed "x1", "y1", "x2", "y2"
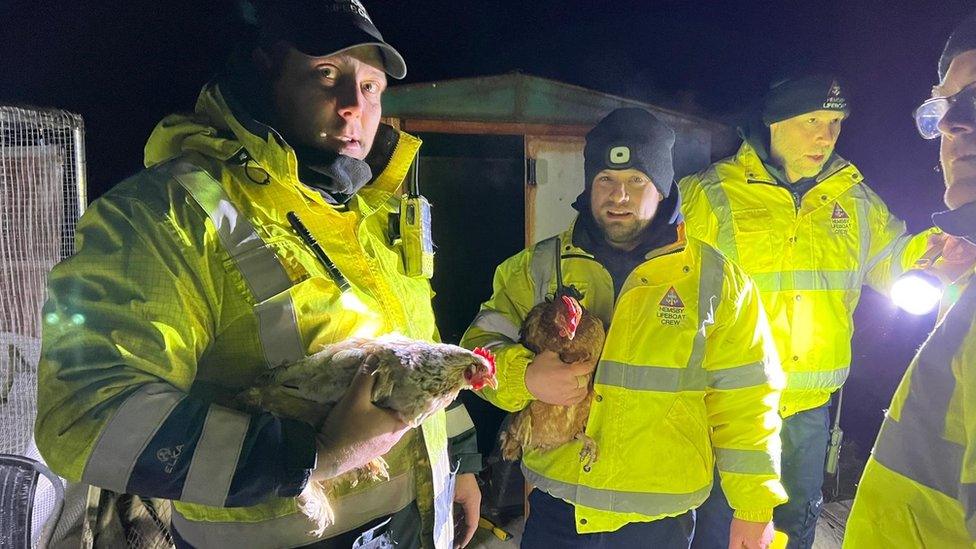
[
  {"x1": 340, "y1": 290, "x2": 383, "y2": 337},
  {"x1": 891, "y1": 271, "x2": 943, "y2": 315}
]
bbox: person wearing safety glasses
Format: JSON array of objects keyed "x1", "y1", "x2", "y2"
[{"x1": 843, "y1": 14, "x2": 976, "y2": 547}]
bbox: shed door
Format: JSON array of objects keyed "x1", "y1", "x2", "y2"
[{"x1": 524, "y1": 135, "x2": 585, "y2": 247}]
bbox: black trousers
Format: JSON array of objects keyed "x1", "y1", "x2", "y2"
[
  {"x1": 521, "y1": 489, "x2": 695, "y2": 549},
  {"x1": 171, "y1": 500, "x2": 421, "y2": 549}
]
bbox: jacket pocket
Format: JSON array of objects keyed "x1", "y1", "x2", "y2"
[
  {"x1": 620, "y1": 395, "x2": 711, "y2": 492},
  {"x1": 665, "y1": 396, "x2": 713, "y2": 475},
  {"x1": 731, "y1": 208, "x2": 775, "y2": 271}
]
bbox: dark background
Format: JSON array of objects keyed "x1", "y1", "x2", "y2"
[{"x1": 3, "y1": 0, "x2": 973, "y2": 480}]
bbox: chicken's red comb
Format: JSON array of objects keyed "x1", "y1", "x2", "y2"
[{"x1": 473, "y1": 347, "x2": 496, "y2": 372}]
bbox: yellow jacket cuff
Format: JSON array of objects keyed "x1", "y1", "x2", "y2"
[{"x1": 733, "y1": 508, "x2": 774, "y2": 523}]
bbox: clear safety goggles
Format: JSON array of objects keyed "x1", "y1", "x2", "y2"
[{"x1": 914, "y1": 81, "x2": 976, "y2": 139}]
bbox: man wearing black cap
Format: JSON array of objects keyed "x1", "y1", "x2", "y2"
[
  {"x1": 680, "y1": 77, "x2": 939, "y2": 548},
  {"x1": 843, "y1": 14, "x2": 976, "y2": 547},
  {"x1": 462, "y1": 108, "x2": 786, "y2": 548},
  {"x1": 33, "y1": 1, "x2": 482, "y2": 548}
]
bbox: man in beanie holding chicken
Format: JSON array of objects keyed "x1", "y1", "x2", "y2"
[
  {"x1": 463, "y1": 108, "x2": 786, "y2": 548},
  {"x1": 681, "y1": 75, "x2": 940, "y2": 548}
]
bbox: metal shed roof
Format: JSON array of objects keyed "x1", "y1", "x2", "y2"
[{"x1": 383, "y1": 71, "x2": 735, "y2": 145}]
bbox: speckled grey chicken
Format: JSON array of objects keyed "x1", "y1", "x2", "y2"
[{"x1": 236, "y1": 334, "x2": 496, "y2": 535}]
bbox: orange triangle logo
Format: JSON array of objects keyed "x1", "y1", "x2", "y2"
[
  {"x1": 660, "y1": 286, "x2": 685, "y2": 308},
  {"x1": 832, "y1": 203, "x2": 849, "y2": 220}
]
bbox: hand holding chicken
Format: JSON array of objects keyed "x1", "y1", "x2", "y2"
[
  {"x1": 236, "y1": 334, "x2": 496, "y2": 535},
  {"x1": 499, "y1": 287, "x2": 605, "y2": 465}
]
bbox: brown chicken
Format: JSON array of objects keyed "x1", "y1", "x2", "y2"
[
  {"x1": 499, "y1": 280, "x2": 606, "y2": 465},
  {"x1": 236, "y1": 334, "x2": 497, "y2": 535}
]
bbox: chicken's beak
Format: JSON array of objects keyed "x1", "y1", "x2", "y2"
[{"x1": 486, "y1": 376, "x2": 498, "y2": 390}]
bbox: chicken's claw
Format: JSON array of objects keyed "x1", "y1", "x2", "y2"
[
  {"x1": 359, "y1": 457, "x2": 390, "y2": 484},
  {"x1": 575, "y1": 432, "x2": 598, "y2": 466}
]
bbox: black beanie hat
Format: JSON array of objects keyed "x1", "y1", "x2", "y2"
[
  {"x1": 762, "y1": 74, "x2": 850, "y2": 126},
  {"x1": 583, "y1": 108, "x2": 676, "y2": 198},
  {"x1": 940, "y1": 13, "x2": 976, "y2": 82}
]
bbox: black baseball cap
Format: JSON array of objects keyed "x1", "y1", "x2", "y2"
[{"x1": 243, "y1": 0, "x2": 407, "y2": 79}]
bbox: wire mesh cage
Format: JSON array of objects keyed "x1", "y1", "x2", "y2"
[{"x1": 0, "y1": 105, "x2": 86, "y2": 547}]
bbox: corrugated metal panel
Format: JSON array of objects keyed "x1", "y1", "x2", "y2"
[
  {"x1": 385, "y1": 74, "x2": 520, "y2": 121},
  {"x1": 384, "y1": 72, "x2": 728, "y2": 132}
]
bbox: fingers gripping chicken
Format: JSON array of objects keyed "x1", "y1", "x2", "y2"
[
  {"x1": 236, "y1": 334, "x2": 497, "y2": 535},
  {"x1": 499, "y1": 283, "x2": 606, "y2": 465}
]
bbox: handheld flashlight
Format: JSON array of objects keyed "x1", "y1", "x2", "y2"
[{"x1": 891, "y1": 241, "x2": 944, "y2": 315}]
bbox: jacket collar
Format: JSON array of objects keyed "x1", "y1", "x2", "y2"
[
  {"x1": 144, "y1": 83, "x2": 420, "y2": 211},
  {"x1": 735, "y1": 141, "x2": 861, "y2": 197},
  {"x1": 933, "y1": 201, "x2": 976, "y2": 245},
  {"x1": 736, "y1": 142, "x2": 850, "y2": 183},
  {"x1": 562, "y1": 217, "x2": 687, "y2": 262}
]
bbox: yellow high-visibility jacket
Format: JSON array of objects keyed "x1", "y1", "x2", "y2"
[
  {"x1": 679, "y1": 143, "x2": 937, "y2": 417},
  {"x1": 461, "y1": 222, "x2": 787, "y2": 533},
  {"x1": 34, "y1": 82, "x2": 456, "y2": 548},
  {"x1": 843, "y1": 271, "x2": 976, "y2": 548}
]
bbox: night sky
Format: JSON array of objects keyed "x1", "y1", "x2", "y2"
[{"x1": 3, "y1": 1, "x2": 974, "y2": 467}]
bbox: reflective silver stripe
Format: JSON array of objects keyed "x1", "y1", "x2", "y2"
[
  {"x1": 172, "y1": 167, "x2": 292, "y2": 302},
  {"x1": 865, "y1": 233, "x2": 904, "y2": 280},
  {"x1": 523, "y1": 464, "x2": 710, "y2": 517},
  {"x1": 882, "y1": 235, "x2": 913, "y2": 282},
  {"x1": 470, "y1": 309, "x2": 520, "y2": 342},
  {"x1": 698, "y1": 181, "x2": 739, "y2": 262},
  {"x1": 433, "y1": 470, "x2": 456, "y2": 549},
  {"x1": 708, "y1": 361, "x2": 770, "y2": 390},
  {"x1": 853, "y1": 189, "x2": 909, "y2": 281},
  {"x1": 171, "y1": 163, "x2": 305, "y2": 367},
  {"x1": 855, "y1": 196, "x2": 873, "y2": 270},
  {"x1": 714, "y1": 447, "x2": 778, "y2": 475},
  {"x1": 691, "y1": 248, "x2": 724, "y2": 370},
  {"x1": 428, "y1": 434, "x2": 454, "y2": 549},
  {"x1": 180, "y1": 406, "x2": 251, "y2": 506},
  {"x1": 530, "y1": 236, "x2": 560, "y2": 305},
  {"x1": 596, "y1": 360, "x2": 706, "y2": 392},
  {"x1": 750, "y1": 270, "x2": 859, "y2": 293},
  {"x1": 854, "y1": 198, "x2": 911, "y2": 283},
  {"x1": 785, "y1": 367, "x2": 850, "y2": 390},
  {"x1": 959, "y1": 483, "x2": 976, "y2": 539},
  {"x1": 82, "y1": 383, "x2": 184, "y2": 492},
  {"x1": 173, "y1": 473, "x2": 416, "y2": 549},
  {"x1": 873, "y1": 416, "x2": 963, "y2": 499},
  {"x1": 871, "y1": 282, "x2": 976, "y2": 517},
  {"x1": 481, "y1": 339, "x2": 515, "y2": 352},
  {"x1": 254, "y1": 292, "x2": 304, "y2": 368},
  {"x1": 445, "y1": 405, "x2": 475, "y2": 438}
]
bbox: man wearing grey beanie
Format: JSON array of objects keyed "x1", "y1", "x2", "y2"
[
  {"x1": 681, "y1": 74, "x2": 940, "y2": 549},
  {"x1": 462, "y1": 108, "x2": 785, "y2": 548},
  {"x1": 844, "y1": 13, "x2": 976, "y2": 547}
]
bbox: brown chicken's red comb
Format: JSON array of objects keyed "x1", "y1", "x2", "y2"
[{"x1": 473, "y1": 347, "x2": 496, "y2": 372}]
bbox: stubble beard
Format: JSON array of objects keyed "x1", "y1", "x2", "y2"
[{"x1": 595, "y1": 215, "x2": 648, "y2": 249}]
